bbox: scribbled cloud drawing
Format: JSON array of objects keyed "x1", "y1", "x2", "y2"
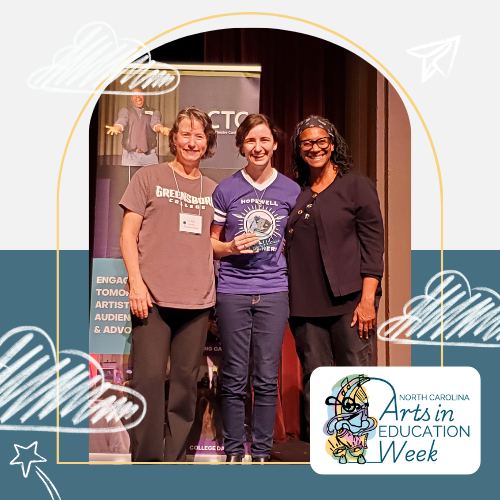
[
  {"x1": 27, "y1": 21, "x2": 179, "y2": 95},
  {"x1": 0, "y1": 326, "x2": 146, "y2": 432},
  {"x1": 10, "y1": 441, "x2": 61, "y2": 499},
  {"x1": 378, "y1": 270, "x2": 500, "y2": 347},
  {"x1": 407, "y1": 36, "x2": 460, "y2": 83}
]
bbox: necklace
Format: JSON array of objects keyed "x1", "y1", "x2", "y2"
[
  {"x1": 252, "y1": 185, "x2": 267, "y2": 207},
  {"x1": 245, "y1": 167, "x2": 269, "y2": 207}
]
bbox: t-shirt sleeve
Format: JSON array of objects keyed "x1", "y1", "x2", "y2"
[
  {"x1": 212, "y1": 184, "x2": 227, "y2": 226},
  {"x1": 290, "y1": 182, "x2": 301, "y2": 210},
  {"x1": 119, "y1": 171, "x2": 149, "y2": 216},
  {"x1": 278, "y1": 174, "x2": 301, "y2": 213}
]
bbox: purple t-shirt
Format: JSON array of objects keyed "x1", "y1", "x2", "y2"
[{"x1": 212, "y1": 169, "x2": 300, "y2": 294}]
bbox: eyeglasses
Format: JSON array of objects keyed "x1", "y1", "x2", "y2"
[{"x1": 299, "y1": 137, "x2": 331, "y2": 151}]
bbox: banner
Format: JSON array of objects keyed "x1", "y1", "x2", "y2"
[
  {"x1": 177, "y1": 66, "x2": 261, "y2": 173},
  {"x1": 91, "y1": 63, "x2": 261, "y2": 354},
  {"x1": 89, "y1": 258, "x2": 131, "y2": 355}
]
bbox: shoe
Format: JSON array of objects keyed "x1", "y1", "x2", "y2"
[
  {"x1": 226, "y1": 454, "x2": 244, "y2": 462},
  {"x1": 252, "y1": 457, "x2": 270, "y2": 463}
]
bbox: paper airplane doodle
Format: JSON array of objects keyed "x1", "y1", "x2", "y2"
[
  {"x1": 0, "y1": 326, "x2": 146, "y2": 432},
  {"x1": 407, "y1": 36, "x2": 460, "y2": 83},
  {"x1": 27, "y1": 21, "x2": 179, "y2": 95},
  {"x1": 378, "y1": 270, "x2": 500, "y2": 347},
  {"x1": 10, "y1": 441, "x2": 61, "y2": 499}
]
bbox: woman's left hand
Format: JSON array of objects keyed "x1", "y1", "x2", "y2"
[{"x1": 351, "y1": 298, "x2": 376, "y2": 339}]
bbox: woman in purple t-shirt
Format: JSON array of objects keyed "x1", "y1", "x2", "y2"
[{"x1": 210, "y1": 114, "x2": 300, "y2": 462}]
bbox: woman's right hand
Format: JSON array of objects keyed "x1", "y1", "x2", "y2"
[
  {"x1": 230, "y1": 233, "x2": 260, "y2": 255},
  {"x1": 129, "y1": 278, "x2": 153, "y2": 319}
]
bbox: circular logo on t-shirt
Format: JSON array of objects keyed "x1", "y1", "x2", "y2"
[
  {"x1": 243, "y1": 209, "x2": 276, "y2": 241},
  {"x1": 233, "y1": 205, "x2": 286, "y2": 251}
]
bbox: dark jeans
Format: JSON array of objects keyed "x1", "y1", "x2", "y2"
[
  {"x1": 289, "y1": 313, "x2": 376, "y2": 437},
  {"x1": 130, "y1": 304, "x2": 210, "y2": 462},
  {"x1": 216, "y1": 292, "x2": 289, "y2": 458}
]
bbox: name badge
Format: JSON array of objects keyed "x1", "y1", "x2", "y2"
[
  {"x1": 179, "y1": 213, "x2": 202, "y2": 234},
  {"x1": 145, "y1": 110, "x2": 153, "y2": 115}
]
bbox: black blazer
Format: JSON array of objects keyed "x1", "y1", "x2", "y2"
[{"x1": 285, "y1": 173, "x2": 384, "y2": 297}]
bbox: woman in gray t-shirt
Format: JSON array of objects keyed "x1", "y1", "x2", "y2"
[{"x1": 119, "y1": 107, "x2": 217, "y2": 462}]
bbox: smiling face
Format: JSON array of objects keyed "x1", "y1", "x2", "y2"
[
  {"x1": 172, "y1": 118, "x2": 208, "y2": 165},
  {"x1": 241, "y1": 123, "x2": 277, "y2": 169},
  {"x1": 299, "y1": 127, "x2": 334, "y2": 170},
  {"x1": 130, "y1": 88, "x2": 145, "y2": 108}
]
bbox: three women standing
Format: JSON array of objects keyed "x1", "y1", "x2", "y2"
[
  {"x1": 210, "y1": 114, "x2": 300, "y2": 462},
  {"x1": 120, "y1": 108, "x2": 383, "y2": 461}
]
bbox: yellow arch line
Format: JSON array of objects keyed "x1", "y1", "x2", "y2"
[{"x1": 56, "y1": 12, "x2": 445, "y2": 461}]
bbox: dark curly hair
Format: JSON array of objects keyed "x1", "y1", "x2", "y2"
[
  {"x1": 291, "y1": 115, "x2": 353, "y2": 186},
  {"x1": 169, "y1": 106, "x2": 217, "y2": 160},
  {"x1": 235, "y1": 114, "x2": 285, "y2": 156}
]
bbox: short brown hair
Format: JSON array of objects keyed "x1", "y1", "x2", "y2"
[
  {"x1": 235, "y1": 114, "x2": 284, "y2": 156},
  {"x1": 169, "y1": 107, "x2": 217, "y2": 159}
]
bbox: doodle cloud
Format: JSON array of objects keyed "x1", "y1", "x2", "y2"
[{"x1": 0, "y1": 326, "x2": 146, "y2": 433}]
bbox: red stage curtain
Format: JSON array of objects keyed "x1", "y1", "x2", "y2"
[
  {"x1": 205, "y1": 28, "x2": 347, "y2": 439},
  {"x1": 205, "y1": 28, "x2": 346, "y2": 179}
]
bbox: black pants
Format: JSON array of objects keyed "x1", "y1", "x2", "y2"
[
  {"x1": 130, "y1": 305, "x2": 210, "y2": 462},
  {"x1": 289, "y1": 313, "x2": 376, "y2": 438}
]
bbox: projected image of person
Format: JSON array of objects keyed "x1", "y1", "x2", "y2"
[
  {"x1": 119, "y1": 107, "x2": 217, "y2": 462},
  {"x1": 97, "y1": 88, "x2": 171, "y2": 259},
  {"x1": 210, "y1": 114, "x2": 300, "y2": 462},
  {"x1": 106, "y1": 87, "x2": 170, "y2": 166},
  {"x1": 286, "y1": 116, "x2": 384, "y2": 438}
]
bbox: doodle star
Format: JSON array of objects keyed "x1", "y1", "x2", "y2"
[{"x1": 10, "y1": 441, "x2": 47, "y2": 478}]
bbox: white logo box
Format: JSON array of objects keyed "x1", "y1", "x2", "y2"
[{"x1": 310, "y1": 367, "x2": 480, "y2": 475}]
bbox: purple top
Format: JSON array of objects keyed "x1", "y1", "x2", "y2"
[{"x1": 212, "y1": 169, "x2": 300, "y2": 294}]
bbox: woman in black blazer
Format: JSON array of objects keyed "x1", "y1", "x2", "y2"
[{"x1": 285, "y1": 116, "x2": 384, "y2": 436}]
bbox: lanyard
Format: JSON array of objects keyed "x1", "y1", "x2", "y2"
[{"x1": 170, "y1": 163, "x2": 203, "y2": 216}]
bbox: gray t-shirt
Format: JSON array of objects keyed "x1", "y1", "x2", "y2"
[{"x1": 119, "y1": 163, "x2": 217, "y2": 309}]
